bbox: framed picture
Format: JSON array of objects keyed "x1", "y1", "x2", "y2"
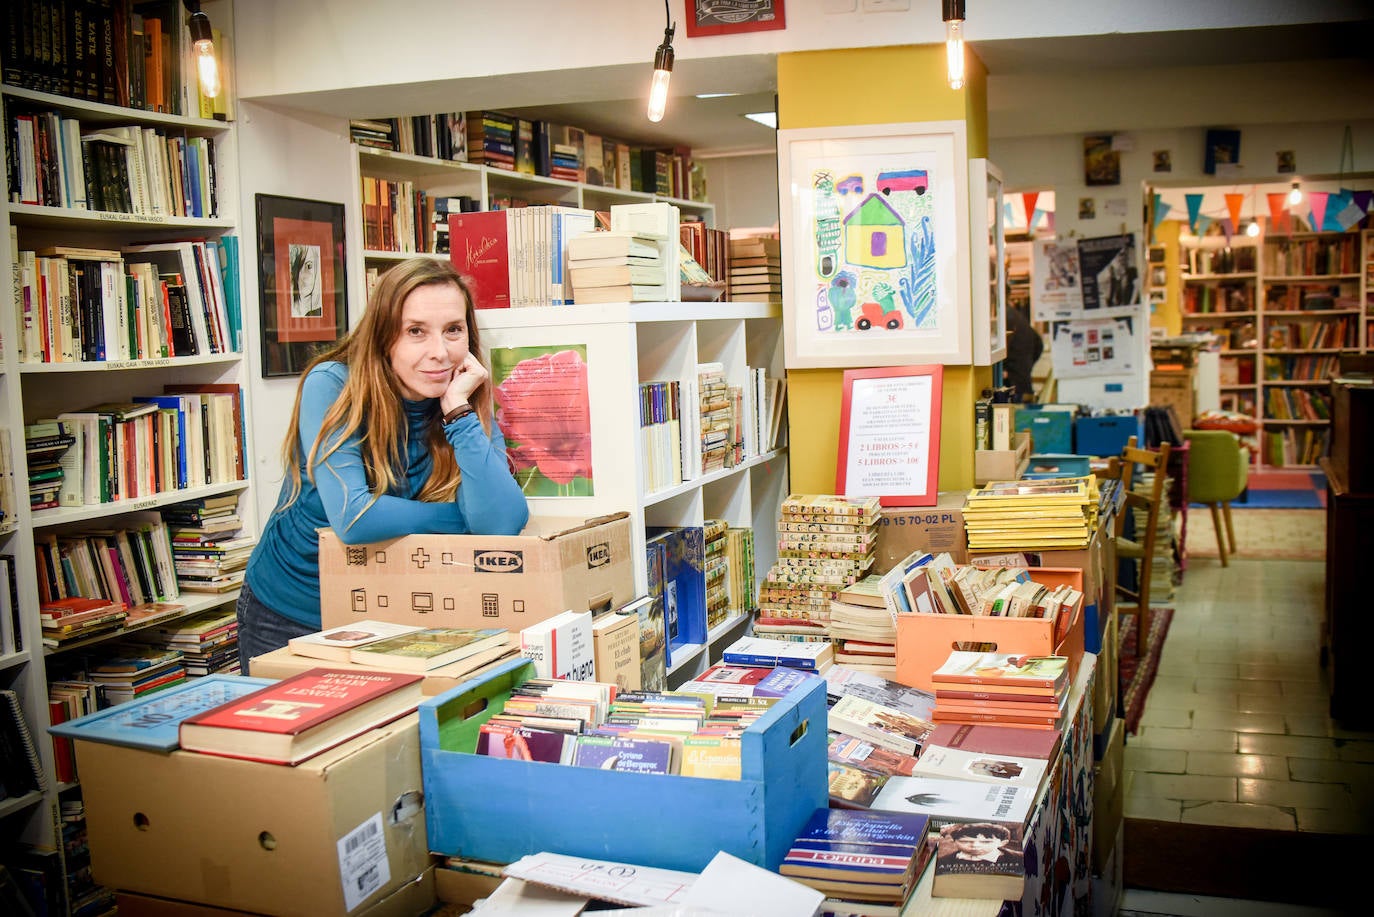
[
  {"x1": 1083, "y1": 134, "x2": 1120, "y2": 186},
  {"x1": 836, "y1": 365, "x2": 943, "y2": 507},
  {"x1": 255, "y1": 194, "x2": 348, "y2": 377},
  {"x1": 969, "y1": 159, "x2": 1007, "y2": 365},
  {"x1": 683, "y1": 0, "x2": 785, "y2": 37},
  {"x1": 1204, "y1": 128, "x2": 1242, "y2": 175},
  {"x1": 777, "y1": 121, "x2": 971, "y2": 368}
]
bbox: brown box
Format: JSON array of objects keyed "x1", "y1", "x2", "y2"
[
  {"x1": 1150, "y1": 370, "x2": 1196, "y2": 427},
  {"x1": 319, "y1": 513, "x2": 634, "y2": 632},
  {"x1": 79, "y1": 716, "x2": 430, "y2": 917},
  {"x1": 248, "y1": 644, "x2": 520, "y2": 693},
  {"x1": 874, "y1": 492, "x2": 969, "y2": 573},
  {"x1": 1092, "y1": 716, "x2": 1126, "y2": 873},
  {"x1": 112, "y1": 869, "x2": 436, "y2": 917},
  {"x1": 974, "y1": 431, "x2": 1031, "y2": 484},
  {"x1": 1093, "y1": 612, "x2": 1119, "y2": 736}
]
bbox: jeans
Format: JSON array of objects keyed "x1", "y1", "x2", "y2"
[{"x1": 235, "y1": 580, "x2": 315, "y2": 674}]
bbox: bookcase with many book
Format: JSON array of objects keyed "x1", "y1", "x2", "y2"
[
  {"x1": 475, "y1": 301, "x2": 787, "y2": 688},
  {"x1": 1176, "y1": 228, "x2": 1370, "y2": 468},
  {"x1": 0, "y1": 42, "x2": 256, "y2": 868}
]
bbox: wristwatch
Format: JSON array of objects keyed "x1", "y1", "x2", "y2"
[{"x1": 443, "y1": 403, "x2": 475, "y2": 425}]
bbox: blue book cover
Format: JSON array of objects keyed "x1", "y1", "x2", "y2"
[
  {"x1": 571, "y1": 735, "x2": 675, "y2": 774},
  {"x1": 47, "y1": 674, "x2": 274, "y2": 752},
  {"x1": 132, "y1": 396, "x2": 189, "y2": 488},
  {"x1": 215, "y1": 236, "x2": 242, "y2": 352}
]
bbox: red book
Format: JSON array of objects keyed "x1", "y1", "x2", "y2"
[
  {"x1": 934, "y1": 698, "x2": 1064, "y2": 717},
  {"x1": 178, "y1": 668, "x2": 423, "y2": 765},
  {"x1": 931, "y1": 710, "x2": 1061, "y2": 729},
  {"x1": 924, "y1": 723, "x2": 1063, "y2": 760},
  {"x1": 40, "y1": 597, "x2": 125, "y2": 622},
  {"x1": 448, "y1": 211, "x2": 512, "y2": 309}
]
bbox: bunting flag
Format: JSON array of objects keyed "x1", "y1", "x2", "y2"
[
  {"x1": 1152, "y1": 200, "x2": 1172, "y2": 231},
  {"x1": 1333, "y1": 192, "x2": 1365, "y2": 231},
  {"x1": 1224, "y1": 193, "x2": 1246, "y2": 232},
  {"x1": 1004, "y1": 201, "x2": 1016, "y2": 228},
  {"x1": 1352, "y1": 190, "x2": 1373, "y2": 223},
  {"x1": 1267, "y1": 192, "x2": 1289, "y2": 229},
  {"x1": 1185, "y1": 193, "x2": 1204, "y2": 232},
  {"x1": 1308, "y1": 192, "x2": 1329, "y2": 234},
  {"x1": 1022, "y1": 192, "x2": 1040, "y2": 228},
  {"x1": 1196, "y1": 214, "x2": 1214, "y2": 235},
  {"x1": 1029, "y1": 207, "x2": 1045, "y2": 230},
  {"x1": 1220, "y1": 218, "x2": 1234, "y2": 243}
]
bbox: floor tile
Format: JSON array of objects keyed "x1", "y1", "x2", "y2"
[
  {"x1": 1144, "y1": 689, "x2": 1236, "y2": 712},
  {"x1": 1295, "y1": 806, "x2": 1374, "y2": 834},
  {"x1": 1236, "y1": 733, "x2": 1339, "y2": 759},
  {"x1": 1286, "y1": 757, "x2": 1374, "y2": 784},
  {"x1": 1134, "y1": 726, "x2": 1237, "y2": 752},
  {"x1": 1335, "y1": 740, "x2": 1374, "y2": 763},
  {"x1": 1235, "y1": 693, "x2": 1329, "y2": 715},
  {"x1": 1123, "y1": 746, "x2": 1187, "y2": 773},
  {"x1": 1137, "y1": 707, "x2": 1192, "y2": 729},
  {"x1": 1237, "y1": 777, "x2": 1356, "y2": 809},
  {"x1": 1131, "y1": 771, "x2": 1237, "y2": 801},
  {"x1": 1235, "y1": 663, "x2": 1321, "y2": 682},
  {"x1": 1185, "y1": 751, "x2": 1287, "y2": 780},
  {"x1": 1190, "y1": 709, "x2": 1286, "y2": 734},
  {"x1": 1179, "y1": 800, "x2": 1296, "y2": 830},
  {"x1": 1196, "y1": 676, "x2": 1281, "y2": 696},
  {"x1": 1122, "y1": 795, "x2": 1183, "y2": 821}
]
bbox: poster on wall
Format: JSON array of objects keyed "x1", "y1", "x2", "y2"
[
  {"x1": 1030, "y1": 239, "x2": 1084, "y2": 322},
  {"x1": 1077, "y1": 233, "x2": 1139, "y2": 311},
  {"x1": 490, "y1": 345, "x2": 593, "y2": 496},
  {"x1": 835, "y1": 366, "x2": 943, "y2": 507},
  {"x1": 777, "y1": 122, "x2": 971, "y2": 368},
  {"x1": 1049, "y1": 315, "x2": 1139, "y2": 379}
]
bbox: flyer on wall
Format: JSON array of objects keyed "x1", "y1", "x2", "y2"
[
  {"x1": 836, "y1": 366, "x2": 943, "y2": 506},
  {"x1": 1030, "y1": 239, "x2": 1084, "y2": 321},
  {"x1": 1049, "y1": 315, "x2": 1140, "y2": 379}
]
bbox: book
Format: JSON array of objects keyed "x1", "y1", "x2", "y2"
[
  {"x1": 683, "y1": 664, "x2": 819, "y2": 699},
  {"x1": 348, "y1": 627, "x2": 508, "y2": 672},
  {"x1": 571, "y1": 734, "x2": 676, "y2": 774},
  {"x1": 827, "y1": 760, "x2": 889, "y2": 809},
  {"x1": 591, "y1": 612, "x2": 641, "y2": 692},
  {"x1": 0, "y1": 690, "x2": 46, "y2": 797},
  {"x1": 828, "y1": 734, "x2": 919, "y2": 777},
  {"x1": 931, "y1": 652, "x2": 1069, "y2": 689},
  {"x1": 519, "y1": 610, "x2": 595, "y2": 681},
  {"x1": 870, "y1": 774, "x2": 1038, "y2": 828},
  {"x1": 47, "y1": 674, "x2": 274, "y2": 751},
  {"x1": 178, "y1": 668, "x2": 424, "y2": 765},
  {"x1": 921, "y1": 722, "x2": 1064, "y2": 760},
  {"x1": 932, "y1": 820, "x2": 1027, "y2": 900},
  {"x1": 569, "y1": 263, "x2": 667, "y2": 288},
  {"x1": 569, "y1": 283, "x2": 668, "y2": 304},
  {"x1": 475, "y1": 722, "x2": 576, "y2": 764},
  {"x1": 565, "y1": 231, "x2": 660, "y2": 261},
  {"x1": 780, "y1": 807, "x2": 933, "y2": 901},
  {"x1": 721, "y1": 635, "x2": 835, "y2": 673},
  {"x1": 910, "y1": 741, "x2": 1050, "y2": 790},
  {"x1": 828, "y1": 695, "x2": 934, "y2": 757}
]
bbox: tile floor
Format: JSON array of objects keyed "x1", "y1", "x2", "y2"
[{"x1": 1123, "y1": 554, "x2": 1374, "y2": 833}]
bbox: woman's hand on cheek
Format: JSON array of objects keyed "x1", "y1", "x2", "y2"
[{"x1": 441, "y1": 353, "x2": 488, "y2": 413}]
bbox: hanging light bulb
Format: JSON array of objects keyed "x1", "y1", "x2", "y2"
[
  {"x1": 1287, "y1": 181, "x2": 1303, "y2": 206},
  {"x1": 185, "y1": 5, "x2": 220, "y2": 99},
  {"x1": 647, "y1": 0, "x2": 675, "y2": 123},
  {"x1": 1246, "y1": 219, "x2": 1261, "y2": 238},
  {"x1": 943, "y1": 0, "x2": 966, "y2": 90}
]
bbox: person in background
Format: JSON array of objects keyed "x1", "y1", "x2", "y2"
[
  {"x1": 1004, "y1": 303, "x2": 1044, "y2": 402},
  {"x1": 236, "y1": 258, "x2": 529, "y2": 667}
]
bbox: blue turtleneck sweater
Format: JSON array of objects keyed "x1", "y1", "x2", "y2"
[{"x1": 245, "y1": 361, "x2": 530, "y2": 628}]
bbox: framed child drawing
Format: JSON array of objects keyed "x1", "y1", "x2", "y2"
[{"x1": 777, "y1": 121, "x2": 971, "y2": 368}]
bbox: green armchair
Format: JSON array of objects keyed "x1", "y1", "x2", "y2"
[{"x1": 1182, "y1": 430, "x2": 1250, "y2": 566}]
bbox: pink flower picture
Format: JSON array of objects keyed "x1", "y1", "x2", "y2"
[{"x1": 492, "y1": 346, "x2": 594, "y2": 496}]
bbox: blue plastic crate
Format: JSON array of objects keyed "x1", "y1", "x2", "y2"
[
  {"x1": 1075, "y1": 414, "x2": 1145, "y2": 458},
  {"x1": 1024, "y1": 454, "x2": 1093, "y2": 479},
  {"x1": 1015, "y1": 406, "x2": 1075, "y2": 454},
  {"x1": 419, "y1": 658, "x2": 829, "y2": 872}
]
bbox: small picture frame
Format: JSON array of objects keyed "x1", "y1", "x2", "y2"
[
  {"x1": 1083, "y1": 134, "x2": 1120, "y2": 186},
  {"x1": 684, "y1": 0, "x2": 785, "y2": 37},
  {"x1": 255, "y1": 194, "x2": 349, "y2": 377},
  {"x1": 836, "y1": 365, "x2": 943, "y2": 507}
]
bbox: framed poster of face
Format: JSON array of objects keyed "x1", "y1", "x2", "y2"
[{"x1": 255, "y1": 193, "x2": 348, "y2": 377}]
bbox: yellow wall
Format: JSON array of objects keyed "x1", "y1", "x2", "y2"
[
  {"x1": 778, "y1": 45, "x2": 989, "y2": 494},
  {"x1": 1154, "y1": 220, "x2": 1182, "y2": 336}
]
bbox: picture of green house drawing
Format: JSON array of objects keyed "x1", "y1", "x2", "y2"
[{"x1": 843, "y1": 193, "x2": 908, "y2": 269}]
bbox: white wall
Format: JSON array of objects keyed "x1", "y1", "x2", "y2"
[{"x1": 701, "y1": 153, "x2": 779, "y2": 230}]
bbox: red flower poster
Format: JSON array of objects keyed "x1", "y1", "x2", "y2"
[{"x1": 491, "y1": 345, "x2": 594, "y2": 496}]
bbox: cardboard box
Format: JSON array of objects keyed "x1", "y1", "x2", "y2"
[
  {"x1": 420, "y1": 658, "x2": 828, "y2": 872},
  {"x1": 1150, "y1": 370, "x2": 1195, "y2": 427},
  {"x1": 1093, "y1": 613, "x2": 1119, "y2": 736},
  {"x1": 434, "y1": 866, "x2": 503, "y2": 908},
  {"x1": 248, "y1": 644, "x2": 521, "y2": 694},
  {"x1": 319, "y1": 513, "x2": 634, "y2": 632},
  {"x1": 974, "y1": 431, "x2": 1031, "y2": 484},
  {"x1": 1092, "y1": 716, "x2": 1125, "y2": 873},
  {"x1": 874, "y1": 492, "x2": 969, "y2": 572},
  {"x1": 79, "y1": 716, "x2": 430, "y2": 917},
  {"x1": 1091, "y1": 821, "x2": 1124, "y2": 917},
  {"x1": 112, "y1": 869, "x2": 436, "y2": 917},
  {"x1": 894, "y1": 567, "x2": 1086, "y2": 692}
]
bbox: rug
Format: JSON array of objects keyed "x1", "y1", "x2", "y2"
[
  {"x1": 1203, "y1": 469, "x2": 1328, "y2": 510},
  {"x1": 1118, "y1": 607, "x2": 1172, "y2": 734},
  {"x1": 1186, "y1": 507, "x2": 1324, "y2": 561}
]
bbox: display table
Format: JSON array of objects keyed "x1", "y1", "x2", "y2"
[{"x1": 903, "y1": 654, "x2": 1098, "y2": 916}]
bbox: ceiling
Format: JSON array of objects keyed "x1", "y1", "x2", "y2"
[{"x1": 497, "y1": 21, "x2": 1374, "y2": 157}]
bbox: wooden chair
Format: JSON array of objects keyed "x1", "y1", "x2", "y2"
[{"x1": 1105, "y1": 436, "x2": 1172, "y2": 652}]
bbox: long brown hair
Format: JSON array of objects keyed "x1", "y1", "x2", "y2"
[{"x1": 277, "y1": 259, "x2": 491, "y2": 525}]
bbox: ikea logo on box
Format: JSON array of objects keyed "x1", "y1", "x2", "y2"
[
  {"x1": 474, "y1": 550, "x2": 523, "y2": 573},
  {"x1": 586, "y1": 542, "x2": 611, "y2": 569}
]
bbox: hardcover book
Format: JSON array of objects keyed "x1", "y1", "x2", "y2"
[
  {"x1": 287, "y1": 620, "x2": 424, "y2": 663},
  {"x1": 828, "y1": 694, "x2": 935, "y2": 757},
  {"x1": 349, "y1": 627, "x2": 508, "y2": 672},
  {"x1": 47, "y1": 674, "x2": 274, "y2": 751},
  {"x1": 721, "y1": 635, "x2": 834, "y2": 672},
  {"x1": 922, "y1": 723, "x2": 1063, "y2": 761},
  {"x1": 448, "y1": 211, "x2": 511, "y2": 309},
  {"x1": 870, "y1": 774, "x2": 1037, "y2": 828},
  {"x1": 178, "y1": 668, "x2": 424, "y2": 765}
]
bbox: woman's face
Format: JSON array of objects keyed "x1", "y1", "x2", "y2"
[
  {"x1": 388, "y1": 283, "x2": 470, "y2": 401},
  {"x1": 297, "y1": 250, "x2": 318, "y2": 297}
]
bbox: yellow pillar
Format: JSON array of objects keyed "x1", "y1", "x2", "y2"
[
  {"x1": 1155, "y1": 220, "x2": 1183, "y2": 336},
  {"x1": 778, "y1": 45, "x2": 992, "y2": 495}
]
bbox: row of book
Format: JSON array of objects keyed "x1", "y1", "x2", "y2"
[
  {"x1": 728, "y1": 236, "x2": 782, "y2": 302},
  {"x1": 1264, "y1": 282, "x2": 1359, "y2": 312},
  {"x1": 1185, "y1": 244, "x2": 1257, "y2": 276},
  {"x1": 1262, "y1": 234, "x2": 1360, "y2": 277},
  {"x1": 1182, "y1": 281, "x2": 1253, "y2": 315},
  {"x1": 165, "y1": 494, "x2": 254, "y2": 595},
  {"x1": 350, "y1": 114, "x2": 467, "y2": 160},
  {"x1": 1261, "y1": 353, "x2": 1339, "y2": 381},
  {"x1": 1265, "y1": 316, "x2": 1354, "y2": 350},
  {"x1": 14, "y1": 239, "x2": 243, "y2": 363},
  {"x1": 8, "y1": 109, "x2": 220, "y2": 218},
  {"x1": 358, "y1": 177, "x2": 480, "y2": 253},
  {"x1": 1262, "y1": 426, "x2": 1330, "y2": 467},
  {"x1": 3, "y1": 0, "x2": 228, "y2": 119},
  {"x1": 1264, "y1": 385, "x2": 1331, "y2": 421}
]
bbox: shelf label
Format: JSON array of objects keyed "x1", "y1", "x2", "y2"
[
  {"x1": 99, "y1": 211, "x2": 168, "y2": 224},
  {"x1": 105, "y1": 358, "x2": 173, "y2": 370},
  {"x1": 130, "y1": 499, "x2": 158, "y2": 510}
]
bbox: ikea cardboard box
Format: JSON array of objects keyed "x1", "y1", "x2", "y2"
[
  {"x1": 874, "y1": 491, "x2": 969, "y2": 571},
  {"x1": 78, "y1": 715, "x2": 430, "y2": 917},
  {"x1": 319, "y1": 513, "x2": 633, "y2": 632}
]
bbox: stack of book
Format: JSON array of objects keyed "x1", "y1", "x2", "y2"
[
  {"x1": 758, "y1": 494, "x2": 881, "y2": 631},
  {"x1": 930, "y1": 651, "x2": 1070, "y2": 730},
  {"x1": 779, "y1": 808, "x2": 934, "y2": 915},
  {"x1": 696, "y1": 363, "x2": 736, "y2": 473},
  {"x1": 721, "y1": 635, "x2": 835, "y2": 675},
  {"x1": 25, "y1": 421, "x2": 75, "y2": 511},
  {"x1": 724, "y1": 526, "x2": 757, "y2": 620},
  {"x1": 823, "y1": 667, "x2": 937, "y2": 810},
  {"x1": 134, "y1": 608, "x2": 240, "y2": 677},
  {"x1": 162, "y1": 496, "x2": 256, "y2": 595},
  {"x1": 638, "y1": 379, "x2": 684, "y2": 493},
  {"x1": 911, "y1": 722, "x2": 1063, "y2": 793},
  {"x1": 88, "y1": 642, "x2": 187, "y2": 705},
  {"x1": 566, "y1": 231, "x2": 667, "y2": 304},
  {"x1": 466, "y1": 111, "x2": 517, "y2": 170},
  {"x1": 727, "y1": 236, "x2": 782, "y2": 302},
  {"x1": 827, "y1": 575, "x2": 898, "y2": 677},
  {"x1": 40, "y1": 597, "x2": 128, "y2": 650},
  {"x1": 962, "y1": 475, "x2": 1099, "y2": 552},
  {"x1": 702, "y1": 519, "x2": 731, "y2": 631}
]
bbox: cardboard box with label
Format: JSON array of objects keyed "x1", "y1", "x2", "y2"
[
  {"x1": 79, "y1": 715, "x2": 430, "y2": 917},
  {"x1": 874, "y1": 492, "x2": 969, "y2": 572},
  {"x1": 319, "y1": 513, "x2": 633, "y2": 632}
]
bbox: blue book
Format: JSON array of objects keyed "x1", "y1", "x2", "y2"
[
  {"x1": 213, "y1": 236, "x2": 242, "y2": 352},
  {"x1": 47, "y1": 674, "x2": 274, "y2": 751},
  {"x1": 184, "y1": 141, "x2": 203, "y2": 217}
]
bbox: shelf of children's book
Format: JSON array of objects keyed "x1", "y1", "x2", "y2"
[
  {"x1": 1184, "y1": 272, "x2": 1258, "y2": 282},
  {"x1": 355, "y1": 146, "x2": 483, "y2": 180},
  {"x1": 42, "y1": 589, "x2": 239, "y2": 658},
  {"x1": 18, "y1": 353, "x2": 242, "y2": 373},
  {"x1": 0, "y1": 790, "x2": 44, "y2": 820},
  {"x1": 474, "y1": 300, "x2": 781, "y2": 330},
  {"x1": 640, "y1": 448, "x2": 787, "y2": 509},
  {"x1": 363, "y1": 249, "x2": 448, "y2": 263},
  {"x1": 0, "y1": 649, "x2": 29, "y2": 673},
  {"x1": 3, "y1": 204, "x2": 235, "y2": 232},
  {"x1": 1261, "y1": 309, "x2": 1360, "y2": 318},
  {"x1": 1260, "y1": 417, "x2": 1329, "y2": 425},
  {"x1": 1, "y1": 84, "x2": 233, "y2": 132},
  {"x1": 29, "y1": 480, "x2": 249, "y2": 530},
  {"x1": 1263, "y1": 273, "x2": 1361, "y2": 282},
  {"x1": 1182, "y1": 310, "x2": 1257, "y2": 319}
]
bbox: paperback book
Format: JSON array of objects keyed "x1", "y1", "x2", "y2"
[
  {"x1": 870, "y1": 774, "x2": 1037, "y2": 828},
  {"x1": 349, "y1": 627, "x2": 508, "y2": 672},
  {"x1": 287, "y1": 620, "x2": 424, "y2": 662},
  {"x1": 780, "y1": 807, "x2": 934, "y2": 903}
]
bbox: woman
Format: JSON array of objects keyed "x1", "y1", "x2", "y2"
[
  {"x1": 237, "y1": 258, "x2": 530, "y2": 666},
  {"x1": 289, "y1": 244, "x2": 323, "y2": 318}
]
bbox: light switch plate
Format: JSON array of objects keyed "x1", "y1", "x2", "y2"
[{"x1": 862, "y1": 0, "x2": 911, "y2": 10}]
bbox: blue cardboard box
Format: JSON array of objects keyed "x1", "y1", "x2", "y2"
[
  {"x1": 1024, "y1": 454, "x2": 1093, "y2": 479},
  {"x1": 1015, "y1": 406, "x2": 1075, "y2": 454},
  {"x1": 1076, "y1": 414, "x2": 1146, "y2": 458},
  {"x1": 419, "y1": 658, "x2": 829, "y2": 872}
]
